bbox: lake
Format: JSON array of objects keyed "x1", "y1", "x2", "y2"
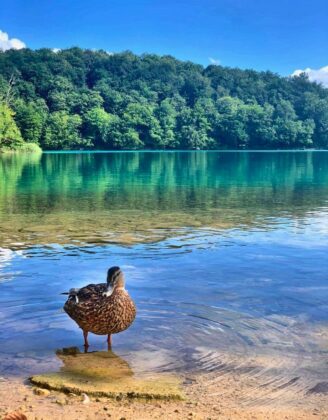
[{"x1": 0, "y1": 151, "x2": 328, "y2": 399}]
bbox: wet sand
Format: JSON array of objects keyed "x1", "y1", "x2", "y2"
[{"x1": 1, "y1": 370, "x2": 327, "y2": 420}]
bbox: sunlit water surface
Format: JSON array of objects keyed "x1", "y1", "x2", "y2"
[{"x1": 0, "y1": 151, "x2": 327, "y2": 399}]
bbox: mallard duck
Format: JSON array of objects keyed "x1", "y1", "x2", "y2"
[{"x1": 62, "y1": 266, "x2": 136, "y2": 349}]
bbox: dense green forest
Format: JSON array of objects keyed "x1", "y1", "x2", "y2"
[{"x1": 0, "y1": 48, "x2": 328, "y2": 150}]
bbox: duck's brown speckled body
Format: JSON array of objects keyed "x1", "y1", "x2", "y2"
[{"x1": 63, "y1": 267, "x2": 136, "y2": 348}]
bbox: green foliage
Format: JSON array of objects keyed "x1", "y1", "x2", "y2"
[
  {"x1": 84, "y1": 106, "x2": 112, "y2": 146},
  {"x1": 17, "y1": 142, "x2": 42, "y2": 153},
  {"x1": 43, "y1": 111, "x2": 90, "y2": 149},
  {"x1": 14, "y1": 99, "x2": 48, "y2": 144},
  {"x1": 155, "y1": 99, "x2": 178, "y2": 148},
  {"x1": 120, "y1": 103, "x2": 163, "y2": 148},
  {"x1": 0, "y1": 48, "x2": 327, "y2": 149},
  {"x1": 0, "y1": 102, "x2": 23, "y2": 150}
]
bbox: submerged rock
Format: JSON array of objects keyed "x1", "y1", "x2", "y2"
[
  {"x1": 30, "y1": 348, "x2": 184, "y2": 400},
  {"x1": 55, "y1": 396, "x2": 67, "y2": 405},
  {"x1": 33, "y1": 387, "x2": 50, "y2": 396}
]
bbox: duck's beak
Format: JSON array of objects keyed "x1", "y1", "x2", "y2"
[{"x1": 61, "y1": 292, "x2": 70, "y2": 295}]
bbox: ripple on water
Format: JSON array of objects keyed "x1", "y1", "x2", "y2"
[{"x1": 1, "y1": 222, "x2": 328, "y2": 405}]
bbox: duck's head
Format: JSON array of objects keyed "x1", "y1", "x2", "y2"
[{"x1": 105, "y1": 266, "x2": 125, "y2": 295}]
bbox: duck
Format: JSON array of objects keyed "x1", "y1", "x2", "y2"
[{"x1": 62, "y1": 266, "x2": 136, "y2": 349}]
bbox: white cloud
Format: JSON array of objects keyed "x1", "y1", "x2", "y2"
[
  {"x1": 209, "y1": 57, "x2": 220, "y2": 65},
  {"x1": 291, "y1": 66, "x2": 328, "y2": 87},
  {"x1": 0, "y1": 30, "x2": 26, "y2": 51},
  {"x1": 52, "y1": 48, "x2": 61, "y2": 53}
]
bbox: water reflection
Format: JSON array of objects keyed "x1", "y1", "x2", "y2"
[
  {"x1": 30, "y1": 347, "x2": 183, "y2": 399},
  {"x1": 0, "y1": 229, "x2": 327, "y2": 391},
  {"x1": 56, "y1": 347, "x2": 133, "y2": 378},
  {"x1": 0, "y1": 151, "x2": 328, "y2": 404},
  {"x1": 1, "y1": 151, "x2": 328, "y2": 248}
]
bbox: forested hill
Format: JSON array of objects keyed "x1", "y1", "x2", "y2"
[{"x1": 0, "y1": 48, "x2": 328, "y2": 150}]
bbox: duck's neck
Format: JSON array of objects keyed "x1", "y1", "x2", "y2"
[
  {"x1": 104, "y1": 284, "x2": 125, "y2": 297},
  {"x1": 114, "y1": 286, "x2": 125, "y2": 291}
]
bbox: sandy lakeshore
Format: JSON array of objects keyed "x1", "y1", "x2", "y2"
[{"x1": 1, "y1": 371, "x2": 327, "y2": 420}]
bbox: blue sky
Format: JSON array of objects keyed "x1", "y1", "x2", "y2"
[{"x1": 1, "y1": 0, "x2": 328, "y2": 78}]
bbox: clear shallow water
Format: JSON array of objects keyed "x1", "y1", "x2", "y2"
[{"x1": 0, "y1": 151, "x2": 328, "y2": 396}]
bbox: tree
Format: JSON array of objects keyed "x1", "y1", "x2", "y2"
[
  {"x1": 14, "y1": 99, "x2": 48, "y2": 144},
  {"x1": 246, "y1": 103, "x2": 276, "y2": 148},
  {"x1": 154, "y1": 99, "x2": 177, "y2": 148},
  {"x1": 120, "y1": 102, "x2": 163, "y2": 148},
  {"x1": 273, "y1": 100, "x2": 315, "y2": 148},
  {"x1": 0, "y1": 48, "x2": 327, "y2": 150},
  {"x1": 0, "y1": 102, "x2": 23, "y2": 149},
  {"x1": 301, "y1": 93, "x2": 328, "y2": 148},
  {"x1": 84, "y1": 107, "x2": 112, "y2": 147},
  {"x1": 43, "y1": 111, "x2": 89, "y2": 149},
  {"x1": 177, "y1": 104, "x2": 214, "y2": 149},
  {"x1": 215, "y1": 97, "x2": 249, "y2": 148}
]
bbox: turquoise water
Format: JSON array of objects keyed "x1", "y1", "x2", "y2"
[{"x1": 0, "y1": 151, "x2": 327, "y2": 394}]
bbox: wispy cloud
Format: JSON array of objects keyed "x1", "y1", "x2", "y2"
[
  {"x1": 0, "y1": 30, "x2": 26, "y2": 51},
  {"x1": 209, "y1": 57, "x2": 220, "y2": 65},
  {"x1": 291, "y1": 66, "x2": 328, "y2": 87}
]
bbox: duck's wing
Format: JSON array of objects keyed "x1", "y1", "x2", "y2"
[{"x1": 75, "y1": 283, "x2": 107, "y2": 302}]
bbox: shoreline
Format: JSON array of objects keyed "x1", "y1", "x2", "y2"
[
  {"x1": 2, "y1": 149, "x2": 328, "y2": 155},
  {"x1": 1, "y1": 371, "x2": 327, "y2": 420}
]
